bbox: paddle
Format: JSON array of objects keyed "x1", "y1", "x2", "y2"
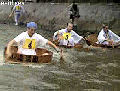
[
  {"x1": 55, "y1": 47, "x2": 64, "y2": 60},
  {"x1": 60, "y1": 48, "x2": 63, "y2": 59}
]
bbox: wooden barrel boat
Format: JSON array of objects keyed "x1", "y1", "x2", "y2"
[
  {"x1": 51, "y1": 39, "x2": 90, "y2": 52},
  {"x1": 4, "y1": 46, "x2": 53, "y2": 63},
  {"x1": 52, "y1": 39, "x2": 83, "y2": 49},
  {"x1": 85, "y1": 34, "x2": 119, "y2": 48}
]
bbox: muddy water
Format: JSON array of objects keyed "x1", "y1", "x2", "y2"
[{"x1": 0, "y1": 24, "x2": 120, "y2": 91}]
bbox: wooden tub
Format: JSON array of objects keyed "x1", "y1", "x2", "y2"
[
  {"x1": 86, "y1": 34, "x2": 119, "y2": 48},
  {"x1": 4, "y1": 46, "x2": 53, "y2": 63}
]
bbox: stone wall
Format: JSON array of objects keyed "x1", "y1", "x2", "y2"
[{"x1": 0, "y1": 3, "x2": 120, "y2": 35}]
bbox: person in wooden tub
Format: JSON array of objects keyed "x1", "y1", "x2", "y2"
[
  {"x1": 97, "y1": 24, "x2": 120, "y2": 47},
  {"x1": 6, "y1": 22, "x2": 60, "y2": 57},
  {"x1": 53, "y1": 22, "x2": 84, "y2": 47}
]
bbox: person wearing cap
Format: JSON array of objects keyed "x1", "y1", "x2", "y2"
[
  {"x1": 9, "y1": 3, "x2": 25, "y2": 25},
  {"x1": 97, "y1": 25, "x2": 120, "y2": 46},
  {"x1": 6, "y1": 22, "x2": 60, "y2": 57},
  {"x1": 53, "y1": 22, "x2": 84, "y2": 47}
]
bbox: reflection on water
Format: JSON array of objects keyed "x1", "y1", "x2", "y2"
[{"x1": 0, "y1": 24, "x2": 120, "y2": 91}]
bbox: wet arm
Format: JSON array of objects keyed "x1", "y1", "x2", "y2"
[
  {"x1": 47, "y1": 41, "x2": 59, "y2": 52},
  {"x1": 6, "y1": 40, "x2": 17, "y2": 57},
  {"x1": 53, "y1": 31, "x2": 63, "y2": 40}
]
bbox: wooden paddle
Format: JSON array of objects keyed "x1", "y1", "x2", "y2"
[{"x1": 60, "y1": 48, "x2": 65, "y2": 63}]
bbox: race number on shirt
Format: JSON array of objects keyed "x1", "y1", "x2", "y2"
[
  {"x1": 63, "y1": 33, "x2": 71, "y2": 40},
  {"x1": 16, "y1": 6, "x2": 21, "y2": 11},
  {"x1": 22, "y1": 39, "x2": 36, "y2": 49}
]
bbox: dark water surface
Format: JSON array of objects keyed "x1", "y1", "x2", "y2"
[{"x1": 0, "y1": 24, "x2": 120, "y2": 91}]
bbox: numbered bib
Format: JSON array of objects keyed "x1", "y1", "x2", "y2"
[
  {"x1": 16, "y1": 5, "x2": 21, "y2": 11},
  {"x1": 23, "y1": 39, "x2": 36, "y2": 49},
  {"x1": 63, "y1": 33, "x2": 71, "y2": 40}
]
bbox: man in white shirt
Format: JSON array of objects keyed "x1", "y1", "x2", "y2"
[
  {"x1": 9, "y1": 3, "x2": 25, "y2": 25},
  {"x1": 97, "y1": 25, "x2": 120, "y2": 46},
  {"x1": 53, "y1": 23, "x2": 83, "y2": 47},
  {"x1": 6, "y1": 22, "x2": 59, "y2": 57}
]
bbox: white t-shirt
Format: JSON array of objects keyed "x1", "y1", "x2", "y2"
[
  {"x1": 13, "y1": 5, "x2": 25, "y2": 14},
  {"x1": 53, "y1": 28, "x2": 83, "y2": 46},
  {"x1": 14, "y1": 31, "x2": 48, "y2": 55}
]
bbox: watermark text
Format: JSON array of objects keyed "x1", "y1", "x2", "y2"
[{"x1": 0, "y1": 0, "x2": 24, "y2": 5}]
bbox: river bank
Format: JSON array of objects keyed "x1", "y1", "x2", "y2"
[{"x1": 0, "y1": 3, "x2": 120, "y2": 35}]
